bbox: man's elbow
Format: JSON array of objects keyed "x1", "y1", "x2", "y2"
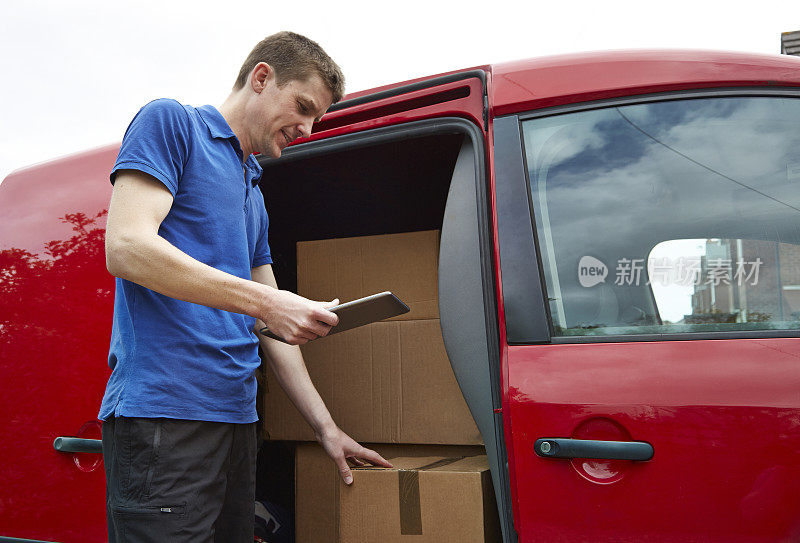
[{"x1": 105, "y1": 232, "x2": 139, "y2": 279}]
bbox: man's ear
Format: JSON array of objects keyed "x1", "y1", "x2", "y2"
[{"x1": 250, "y1": 62, "x2": 274, "y2": 93}]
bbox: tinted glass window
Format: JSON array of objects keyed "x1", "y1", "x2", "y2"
[{"x1": 522, "y1": 96, "x2": 800, "y2": 336}]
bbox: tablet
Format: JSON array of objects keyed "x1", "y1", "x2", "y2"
[{"x1": 259, "y1": 291, "x2": 410, "y2": 343}]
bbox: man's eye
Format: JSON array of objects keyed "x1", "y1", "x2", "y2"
[{"x1": 298, "y1": 101, "x2": 308, "y2": 113}]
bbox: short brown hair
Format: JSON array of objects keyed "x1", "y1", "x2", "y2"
[{"x1": 234, "y1": 31, "x2": 345, "y2": 103}]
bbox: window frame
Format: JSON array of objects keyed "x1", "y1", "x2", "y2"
[{"x1": 517, "y1": 87, "x2": 800, "y2": 344}]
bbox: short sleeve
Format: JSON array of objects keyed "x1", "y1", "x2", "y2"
[
  {"x1": 252, "y1": 191, "x2": 272, "y2": 268},
  {"x1": 110, "y1": 99, "x2": 191, "y2": 196}
]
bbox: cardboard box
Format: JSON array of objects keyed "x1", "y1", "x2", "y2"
[
  {"x1": 339, "y1": 455, "x2": 500, "y2": 543},
  {"x1": 297, "y1": 231, "x2": 440, "y2": 321},
  {"x1": 295, "y1": 443, "x2": 491, "y2": 543},
  {"x1": 264, "y1": 319, "x2": 482, "y2": 444}
]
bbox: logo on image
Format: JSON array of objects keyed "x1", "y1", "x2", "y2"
[{"x1": 578, "y1": 256, "x2": 608, "y2": 288}]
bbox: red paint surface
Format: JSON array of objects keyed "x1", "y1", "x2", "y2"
[
  {"x1": 492, "y1": 50, "x2": 800, "y2": 116},
  {"x1": 0, "y1": 146, "x2": 116, "y2": 541},
  {"x1": 506, "y1": 339, "x2": 800, "y2": 541}
]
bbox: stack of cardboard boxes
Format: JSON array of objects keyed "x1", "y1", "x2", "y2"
[{"x1": 263, "y1": 230, "x2": 500, "y2": 542}]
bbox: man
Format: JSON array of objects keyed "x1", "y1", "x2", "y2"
[{"x1": 100, "y1": 31, "x2": 391, "y2": 542}]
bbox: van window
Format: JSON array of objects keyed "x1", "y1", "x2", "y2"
[{"x1": 522, "y1": 96, "x2": 800, "y2": 336}]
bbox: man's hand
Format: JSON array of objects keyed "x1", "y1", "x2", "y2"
[
  {"x1": 317, "y1": 426, "x2": 393, "y2": 485},
  {"x1": 250, "y1": 265, "x2": 387, "y2": 484},
  {"x1": 258, "y1": 289, "x2": 339, "y2": 345}
]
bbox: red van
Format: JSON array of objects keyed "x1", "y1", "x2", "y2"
[{"x1": 2, "y1": 49, "x2": 800, "y2": 542}]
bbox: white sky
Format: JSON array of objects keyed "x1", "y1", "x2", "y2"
[
  {"x1": 0, "y1": 0, "x2": 798, "y2": 183},
  {"x1": 649, "y1": 239, "x2": 707, "y2": 322}
]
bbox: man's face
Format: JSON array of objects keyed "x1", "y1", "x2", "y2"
[{"x1": 245, "y1": 65, "x2": 333, "y2": 159}]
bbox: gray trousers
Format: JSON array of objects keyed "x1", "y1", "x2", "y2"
[{"x1": 102, "y1": 416, "x2": 257, "y2": 543}]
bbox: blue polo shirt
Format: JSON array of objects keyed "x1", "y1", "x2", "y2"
[{"x1": 99, "y1": 99, "x2": 272, "y2": 424}]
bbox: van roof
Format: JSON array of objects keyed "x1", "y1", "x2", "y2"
[{"x1": 335, "y1": 49, "x2": 800, "y2": 118}]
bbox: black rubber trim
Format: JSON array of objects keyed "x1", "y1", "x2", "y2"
[
  {"x1": 534, "y1": 438, "x2": 654, "y2": 461},
  {"x1": 551, "y1": 329, "x2": 800, "y2": 344},
  {"x1": 468, "y1": 126, "x2": 520, "y2": 543},
  {"x1": 518, "y1": 87, "x2": 800, "y2": 122},
  {"x1": 52, "y1": 437, "x2": 102, "y2": 454},
  {"x1": 493, "y1": 115, "x2": 551, "y2": 344},
  {"x1": 259, "y1": 117, "x2": 481, "y2": 168},
  {"x1": 327, "y1": 69, "x2": 487, "y2": 113}
]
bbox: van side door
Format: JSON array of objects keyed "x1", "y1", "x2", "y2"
[{"x1": 495, "y1": 92, "x2": 800, "y2": 541}]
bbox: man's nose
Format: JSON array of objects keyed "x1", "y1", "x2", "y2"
[{"x1": 298, "y1": 119, "x2": 313, "y2": 139}]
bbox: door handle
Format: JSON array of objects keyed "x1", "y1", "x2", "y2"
[
  {"x1": 534, "y1": 438, "x2": 653, "y2": 461},
  {"x1": 53, "y1": 437, "x2": 103, "y2": 454}
]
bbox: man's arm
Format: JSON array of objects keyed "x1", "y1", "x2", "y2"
[
  {"x1": 251, "y1": 263, "x2": 392, "y2": 484},
  {"x1": 105, "y1": 169, "x2": 337, "y2": 344}
]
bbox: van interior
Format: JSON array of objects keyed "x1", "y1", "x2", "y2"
[{"x1": 252, "y1": 131, "x2": 490, "y2": 537}]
